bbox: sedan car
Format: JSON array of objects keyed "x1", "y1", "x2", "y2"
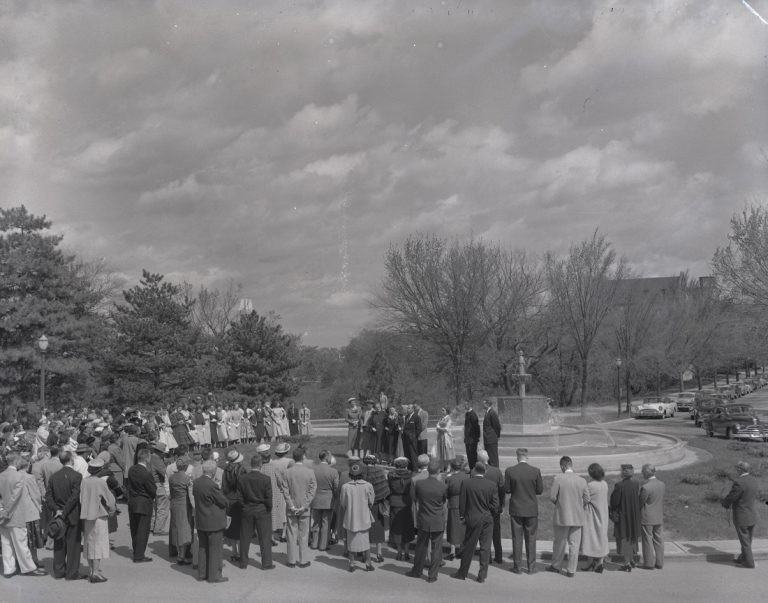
[
  {"x1": 631, "y1": 396, "x2": 677, "y2": 419},
  {"x1": 671, "y1": 392, "x2": 696, "y2": 413},
  {"x1": 702, "y1": 403, "x2": 768, "y2": 441}
]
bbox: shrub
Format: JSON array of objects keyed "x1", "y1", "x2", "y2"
[{"x1": 680, "y1": 473, "x2": 713, "y2": 486}]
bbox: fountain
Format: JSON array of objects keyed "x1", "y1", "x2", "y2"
[{"x1": 494, "y1": 350, "x2": 552, "y2": 434}]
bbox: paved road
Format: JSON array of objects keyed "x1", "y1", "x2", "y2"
[{"x1": 0, "y1": 528, "x2": 764, "y2": 603}]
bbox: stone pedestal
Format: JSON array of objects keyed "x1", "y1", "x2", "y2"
[{"x1": 493, "y1": 395, "x2": 551, "y2": 434}]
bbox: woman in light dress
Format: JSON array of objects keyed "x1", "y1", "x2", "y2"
[
  {"x1": 298, "y1": 403, "x2": 313, "y2": 436},
  {"x1": 194, "y1": 405, "x2": 210, "y2": 447},
  {"x1": 242, "y1": 405, "x2": 255, "y2": 443},
  {"x1": 271, "y1": 402, "x2": 289, "y2": 439},
  {"x1": 581, "y1": 462, "x2": 610, "y2": 573},
  {"x1": 216, "y1": 405, "x2": 229, "y2": 445},
  {"x1": 80, "y1": 458, "x2": 116, "y2": 583},
  {"x1": 263, "y1": 402, "x2": 275, "y2": 441},
  {"x1": 157, "y1": 409, "x2": 178, "y2": 451},
  {"x1": 434, "y1": 407, "x2": 456, "y2": 471},
  {"x1": 228, "y1": 404, "x2": 243, "y2": 445}
]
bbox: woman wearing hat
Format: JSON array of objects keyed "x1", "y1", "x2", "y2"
[
  {"x1": 362, "y1": 455, "x2": 390, "y2": 562},
  {"x1": 80, "y1": 457, "x2": 116, "y2": 583},
  {"x1": 340, "y1": 461, "x2": 375, "y2": 572},
  {"x1": 387, "y1": 457, "x2": 415, "y2": 561},
  {"x1": 610, "y1": 464, "x2": 642, "y2": 572},
  {"x1": 345, "y1": 399, "x2": 362, "y2": 457}
]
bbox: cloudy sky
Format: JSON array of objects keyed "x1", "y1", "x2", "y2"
[{"x1": 3, "y1": 1, "x2": 767, "y2": 346}]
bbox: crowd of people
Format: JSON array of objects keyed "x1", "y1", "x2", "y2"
[{"x1": 0, "y1": 396, "x2": 761, "y2": 587}]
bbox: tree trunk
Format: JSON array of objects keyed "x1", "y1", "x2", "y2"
[
  {"x1": 579, "y1": 357, "x2": 588, "y2": 412},
  {"x1": 625, "y1": 369, "x2": 631, "y2": 414},
  {"x1": 696, "y1": 370, "x2": 702, "y2": 390}
]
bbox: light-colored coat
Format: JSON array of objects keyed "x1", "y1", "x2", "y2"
[
  {"x1": 282, "y1": 463, "x2": 317, "y2": 515},
  {"x1": 581, "y1": 479, "x2": 609, "y2": 557},
  {"x1": 80, "y1": 475, "x2": 116, "y2": 520},
  {"x1": 0, "y1": 467, "x2": 39, "y2": 528},
  {"x1": 550, "y1": 470, "x2": 589, "y2": 527},
  {"x1": 640, "y1": 477, "x2": 665, "y2": 526},
  {"x1": 340, "y1": 479, "x2": 374, "y2": 532}
]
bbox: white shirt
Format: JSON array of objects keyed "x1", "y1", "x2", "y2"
[{"x1": 72, "y1": 454, "x2": 89, "y2": 478}]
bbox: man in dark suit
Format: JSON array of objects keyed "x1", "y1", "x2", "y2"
[
  {"x1": 406, "y1": 460, "x2": 448, "y2": 583},
  {"x1": 504, "y1": 447, "x2": 543, "y2": 573},
  {"x1": 126, "y1": 448, "x2": 156, "y2": 563},
  {"x1": 452, "y1": 462, "x2": 499, "y2": 583},
  {"x1": 45, "y1": 451, "x2": 86, "y2": 580},
  {"x1": 722, "y1": 460, "x2": 758, "y2": 568},
  {"x1": 402, "y1": 404, "x2": 422, "y2": 471},
  {"x1": 415, "y1": 403, "x2": 429, "y2": 456},
  {"x1": 477, "y1": 450, "x2": 505, "y2": 564},
  {"x1": 481, "y1": 399, "x2": 501, "y2": 468},
  {"x1": 463, "y1": 404, "x2": 480, "y2": 468},
  {"x1": 194, "y1": 459, "x2": 229, "y2": 582},
  {"x1": 237, "y1": 454, "x2": 273, "y2": 570},
  {"x1": 310, "y1": 450, "x2": 339, "y2": 551}
]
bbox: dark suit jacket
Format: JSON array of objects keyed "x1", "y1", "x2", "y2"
[
  {"x1": 464, "y1": 409, "x2": 480, "y2": 442},
  {"x1": 459, "y1": 475, "x2": 498, "y2": 526},
  {"x1": 193, "y1": 475, "x2": 228, "y2": 531},
  {"x1": 126, "y1": 463, "x2": 157, "y2": 515},
  {"x1": 484, "y1": 465, "x2": 505, "y2": 515},
  {"x1": 482, "y1": 408, "x2": 501, "y2": 445},
  {"x1": 414, "y1": 476, "x2": 448, "y2": 532},
  {"x1": 45, "y1": 466, "x2": 82, "y2": 526},
  {"x1": 722, "y1": 474, "x2": 758, "y2": 527},
  {"x1": 403, "y1": 412, "x2": 422, "y2": 440},
  {"x1": 237, "y1": 470, "x2": 272, "y2": 516},
  {"x1": 504, "y1": 462, "x2": 543, "y2": 517}
]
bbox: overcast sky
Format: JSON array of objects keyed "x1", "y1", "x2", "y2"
[{"x1": 3, "y1": 1, "x2": 767, "y2": 346}]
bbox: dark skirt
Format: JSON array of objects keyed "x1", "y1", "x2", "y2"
[
  {"x1": 224, "y1": 502, "x2": 242, "y2": 540},
  {"x1": 210, "y1": 422, "x2": 220, "y2": 444},
  {"x1": 369, "y1": 504, "x2": 387, "y2": 544},
  {"x1": 446, "y1": 508, "x2": 465, "y2": 546},
  {"x1": 388, "y1": 505, "x2": 415, "y2": 544},
  {"x1": 173, "y1": 425, "x2": 194, "y2": 447},
  {"x1": 254, "y1": 423, "x2": 268, "y2": 441}
]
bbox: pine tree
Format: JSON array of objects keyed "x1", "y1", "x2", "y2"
[
  {"x1": 363, "y1": 350, "x2": 395, "y2": 402},
  {"x1": 225, "y1": 311, "x2": 299, "y2": 403},
  {"x1": 0, "y1": 206, "x2": 106, "y2": 414},
  {"x1": 105, "y1": 270, "x2": 197, "y2": 405}
]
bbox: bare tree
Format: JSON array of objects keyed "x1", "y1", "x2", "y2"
[
  {"x1": 546, "y1": 230, "x2": 626, "y2": 408},
  {"x1": 374, "y1": 234, "x2": 494, "y2": 405},
  {"x1": 192, "y1": 280, "x2": 243, "y2": 339},
  {"x1": 69, "y1": 255, "x2": 125, "y2": 313}
]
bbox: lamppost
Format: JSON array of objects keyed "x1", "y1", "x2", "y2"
[
  {"x1": 615, "y1": 358, "x2": 622, "y2": 417},
  {"x1": 38, "y1": 334, "x2": 49, "y2": 409}
]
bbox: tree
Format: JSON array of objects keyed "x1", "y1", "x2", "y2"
[
  {"x1": 225, "y1": 311, "x2": 300, "y2": 403},
  {"x1": 0, "y1": 206, "x2": 108, "y2": 413},
  {"x1": 712, "y1": 204, "x2": 768, "y2": 306},
  {"x1": 375, "y1": 235, "x2": 494, "y2": 405},
  {"x1": 192, "y1": 280, "x2": 243, "y2": 339},
  {"x1": 363, "y1": 350, "x2": 395, "y2": 402},
  {"x1": 105, "y1": 270, "x2": 197, "y2": 405},
  {"x1": 546, "y1": 231, "x2": 626, "y2": 408}
]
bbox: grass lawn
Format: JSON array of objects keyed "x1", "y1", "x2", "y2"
[{"x1": 226, "y1": 432, "x2": 768, "y2": 541}]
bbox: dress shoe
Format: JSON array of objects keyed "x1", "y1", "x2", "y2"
[
  {"x1": 395, "y1": 552, "x2": 404, "y2": 561},
  {"x1": 89, "y1": 575, "x2": 108, "y2": 583},
  {"x1": 375, "y1": 554, "x2": 384, "y2": 563},
  {"x1": 286, "y1": 563, "x2": 296, "y2": 568},
  {"x1": 545, "y1": 565, "x2": 561, "y2": 575},
  {"x1": 208, "y1": 577, "x2": 229, "y2": 584},
  {"x1": 66, "y1": 574, "x2": 89, "y2": 580},
  {"x1": 510, "y1": 566, "x2": 522, "y2": 574},
  {"x1": 444, "y1": 553, "x2": 455, "y2": 561},
  {"x1": 262, "y1": 564, "x2": 276, "y2": 570},
  {"x1": 476, "y1": 576, "x2": 486, "y2": 583},
  {"x1": 426, "y1": 576, "x2": 438, "y2": 583},
  {"x1": 22, "y1": 569, "x2": 47, "y2": 577},
  {"x1": 133, "y1": 557, "x2": 153, "y2": 563},
  {"x1": 298, "y1": 562, "x2": 311, "y2": 568},
  {"x1": 450, "y1": 572, "x2": 466, "y2": 580},
  {"x1": 365, "y1": 564, "x2": 375, "y2": 572},
  {"x1": 177, "y1": 560, "x2": 190, "y2": 566},
  {"x1": 565, "y1": 571, "x2": 575, "y2": 578},
  {"x1": 405, "y1": 570, "x2": 422, "y2": 578},
  {"x1": 654, "y1": 565, "x2": 663, "y2": 570},
  {"x1": 594, "y1": 565, "x2": 604, "y2": 574},
  {"x1": 620, "y1": 564, "x2": 632, "y2": 572}
]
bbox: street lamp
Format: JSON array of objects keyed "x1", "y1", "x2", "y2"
[
  {"x1": 38, "y1": 335, "x2": 49, "y2": 409},
  {"x1": 615, "y1": 358, "x2": 622, "y2": 418}
]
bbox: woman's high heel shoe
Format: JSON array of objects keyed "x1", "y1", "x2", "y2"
[{"x1": 594, "y1": 564, "x2": 604, "y2": 574}]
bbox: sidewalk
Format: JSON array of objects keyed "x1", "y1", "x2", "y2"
[{"x1": 518, "y1": 538, "x2": 768, "y2": 563}]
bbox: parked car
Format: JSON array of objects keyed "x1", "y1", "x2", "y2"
[
  {"x1": 671, "y1": 392, "x2": 696, "y2": 413},
  {"x1": 691, "y1": 397, "x2": 719, "y2": 426},
  {"x1": 702, "y1": 403, "x2": 768, "y2": 441},
  {"x1": 631, "y1": 396, "x2": 677, "y2": 419},
  {"x1": 716, "y1": 385, "x2": 737, "y2": 400}
]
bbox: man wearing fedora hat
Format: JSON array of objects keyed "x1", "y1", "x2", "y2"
[
  {"x1": 150, "y1": 441, "x2": 170, "y2": 537},
  {"x1": 255, "y1": 444, "x2": 287, "y2": 546}
]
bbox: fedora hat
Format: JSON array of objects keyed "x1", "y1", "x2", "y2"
[
  {"x1": 152, "y1": 441, "x2": 167, "y2": 453},
  {"x1": 274, "y1": 442, "x2": 291, "y2": 455},
  {"x1": 256, "y1": 443, "x2": 271, "y2": 454},
  {"x1": 226, "y1": 449, "x2": 244, "y2": 463}
]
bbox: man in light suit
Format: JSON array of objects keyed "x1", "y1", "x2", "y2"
[
  {"x1": 194, "y1": 460, "x2": 229, "y2": 583},
  {"x1": 481, "y1": 399, "x2": 501, "y2": 468},
  {"x1": 548, "y1": 456, "x2": 589, "y2": 578},
  {"x1": 504, "y1": 447, "x2": 544, "y2": 573},
  {"x1": 722, "y1": 460, "x2": 758, "y2": 568},
  {"x1": 311, "y1": 450, "x2": 339, "y2": 551},
  {"x1": 640, "y1": 463, "x2": 665, "y2": 570},
  {"x1": 282, "y1": 448, "x2": 317, "y2": 568},
  {"x1": 406, "y1": 460, "x2": 448, "y2": 583},
  {"x1": 0, "y1": 453, "x2": 47, "y2": 577}
]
